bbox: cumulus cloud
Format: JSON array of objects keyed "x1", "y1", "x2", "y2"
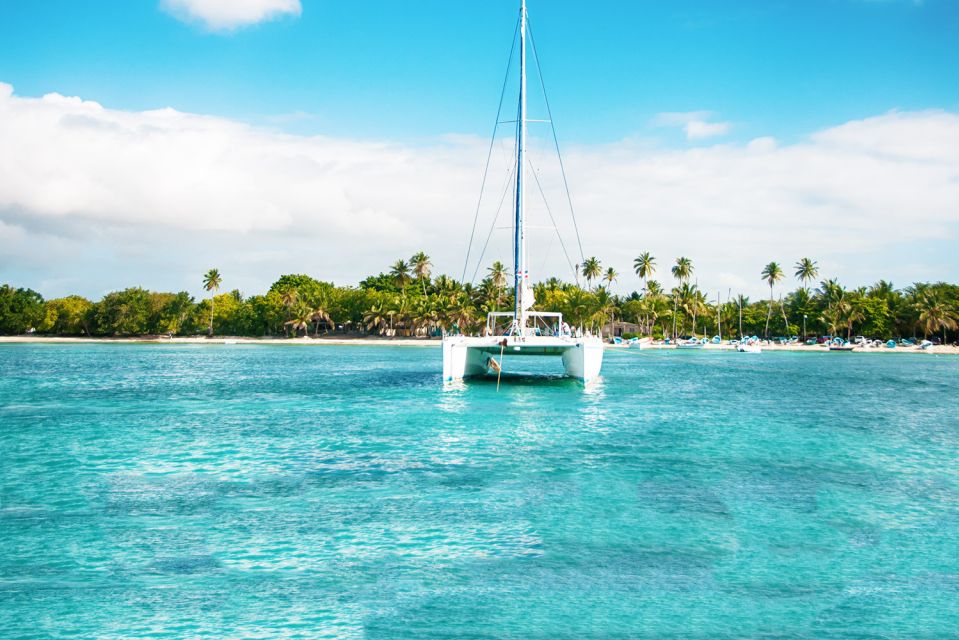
[
  {"x1": 654, "y1": 111, "x2": 732, "y2": 140},
  {"x1": 0, "y1": 81, "x2": 957, "y2": 299},
  {"x1": 160, "y1": 0, "x2": 301, "y2": 31}
]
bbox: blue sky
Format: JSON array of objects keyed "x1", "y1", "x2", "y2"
[
  {"x1": 2, "y1": 0, "x2": 957, "y2": 144},
  {"x1": 1, "y1": 0, "x2": 958, "y2": 299}
]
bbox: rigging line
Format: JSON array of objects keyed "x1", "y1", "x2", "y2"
[
  {"x1": 460, "y1": 16, "x2": 521, "y2": 284},
  {"x1": 470, "y1": 159, "x2": 517, "y2": 285},
  {"x1": 473, "y1": 134, "x2": 519, "y2": 283},
  {"x1": 528, "y1": 157, "x2": 576, "y2": 277},
  {"x1": 538, "y1": 235, "x2": 555, "y2": 275},
  {"x1": 527, "y1": 18, "x2": 586, "y2": 266}
]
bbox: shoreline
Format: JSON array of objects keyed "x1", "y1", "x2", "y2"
[{"x1": 1, "y1": 335, "x2": 957, "y2": 355}]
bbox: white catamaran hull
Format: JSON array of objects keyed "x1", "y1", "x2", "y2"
[{"x1": 443, "y1": 336, "x2": 603, "y2": 384}]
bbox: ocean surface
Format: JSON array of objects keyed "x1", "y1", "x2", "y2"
[{"x1": 1, "y1": 344, "x2": 958, "y2": 639}]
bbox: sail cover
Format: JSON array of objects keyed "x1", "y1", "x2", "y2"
[{"x1": 522, "y1": 275, "x2": 535, "y2": 311}]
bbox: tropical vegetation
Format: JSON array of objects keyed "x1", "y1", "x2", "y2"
[{"x1": 1, "y1": 253, "x2": 958, "y2": 344}]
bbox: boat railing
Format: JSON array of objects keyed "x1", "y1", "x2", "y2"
[{"x1": 485, "y1": 311, "x2": 567, "y2": 338}]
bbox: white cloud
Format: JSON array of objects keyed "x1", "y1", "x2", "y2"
[
  {"x1": 654, "y1": 111, "x2": 732, "y2": 140},
  {"x1": 685, "y1": 120, "x2": 731, "y2": 140},
  {"x1": 1, "y1": 81, "x2": 958, "y2": 299},
  {"x1": 160, "y1": 0, "x2": 301, "y2": 31}
]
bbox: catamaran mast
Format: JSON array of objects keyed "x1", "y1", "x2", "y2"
[{"x1": 513, "y1": 0, "x2": 528, "y2": 334}]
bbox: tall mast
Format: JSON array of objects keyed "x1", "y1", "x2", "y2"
[{"x1": 512, "y1": 0, "x2": 528, "y2": 332}]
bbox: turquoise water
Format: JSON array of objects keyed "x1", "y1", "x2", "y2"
[{"x1": 1, "y1": 345, "x2": 958, "y2": 639}]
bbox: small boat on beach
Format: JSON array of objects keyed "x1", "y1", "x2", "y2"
[
  {"x1": 676, "y1": 338, "x2": 706, "y2": 350},
  {"x1": 737, "y1": 337, "x2": 762, "y2": 353},
  {"x1": 829, "y1": 339, "x2": 856, "y2": 352}
]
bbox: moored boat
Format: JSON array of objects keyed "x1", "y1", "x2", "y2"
[
  {"x1": 829, "y1": 338, "x2": 856, "y2": 351},
  {"x1": 442, "y1": 0, "x2": 603, "y2": 385},
  {"x1": 676, "y1": 338, "x2": 706, "y2": 349}
]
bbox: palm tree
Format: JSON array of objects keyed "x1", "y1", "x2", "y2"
[
  {"x1": 390, "y1": 260, "x2": 411, "y2": 289},
  {"x1": 434, "y1": 274, "x2": 458, "y2": 293},
  {"x1": 815, "y1": 279, "x2": 845, "y2": 337},
  {"x1": 284, "y1": 303, "x2": 313, "y2": 337},
  {"x1": 364, "y1": 300, "x2": 392, "y2": 335},
  {"x1": 786, "y1": 287, "x2": 815, "y2": 339},
  {"x1": 581, "y1": 257, "x2": 602, "y2": 290},
  {"x1": 843, "y1": 294, "x2": 866, "y2": 341},
  {"x1": 410, "y1": 251, "x2": 432, "y2": 296},
  {"x1": 592, "y1": 288, "x2": 617, "y2": 338},
  {"x1": 447, "y1": 292, "x2": 476, "y2": 335},
  {"x1": 564, "y1": 288, "x2": 593, "y2": 329},
  {"x1": 281, "y1": 289, "x2": 298, "y2": 310},
  {"x1": 311, "y1": 305, "x2": 333, "y2": 336},
  {"x1": 279, "y1": 289, "x2": 299, "y2": 334},
  {"x1": 916, "y1": 290, "x2": 958, "y2": 341},
  {"x1": 671, "y1": 257, "x2": 693, "y2": 284},
  {"x1": 603, "y1": 267, "x2": 618, "y2": 291},
  {"x1": 668, "y1": 259, "x2": 693, "y2": 339},
  {"x1": 869, "y1": 280, "x2": 895, "y2": 300},
  {"x1": 690, "y1": 288, "x2": 709, "y2": 336},
  {"x1": 542, "y1": 277, "x2": 563, "y2": 292},
  {"x1": 761, "y1": 262, "x2": 784, "y2": 337},
  {"x1": 202, "y1": 268, "x2": 222, "y2": 336},
  {"x1": 640, "y1": 289, "x2": 669, "y2": 338},
  {"x1": 411, "y1": 296, "x2": 437, "y2": 336},
  {"x1": 794, "y1": 258, "x2": 819, "y2": 291},
  {"x1": 485, "y1": 261, "x2": 510, "y2": 311},
  {"x1": 672, "y1": 282, "x2": 704, "y2": 336},
  {"x1": 818, "y1": 278, "x2": 845, "y2": 309},
  {"x1": 822, "y1": 301, "x2": 846, "y2": 337},
  {"x1": 633, "y1": 252, "x2": 656, "y2": 292},
  {"x1": 488, "y1": 261, "x2": 509, "y2": 290}
]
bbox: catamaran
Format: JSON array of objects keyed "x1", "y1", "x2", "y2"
[{"x1": 442, "y1": 0, "x2": 604, "y2": 385}]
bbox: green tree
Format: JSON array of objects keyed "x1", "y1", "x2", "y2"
[
  {"x1": 916, "y1": 289, "x2": 958, "y2": 341},
  {"x1": 94, "y1": 288, "x2": 152, "y2": 335},
  {"x1": 410, "y1": 251, "x2": 432, "y2": 296},
  {"x1": 633, "y1": 252, "x2": 656, "y2": 292},
  {"x1": 487, "y1": 261, "x2": 509, "y2": 310},
  {"x1": 39, "y1": 296, "x2": 93, "y2": 335},
  {"x1": 0, "y1": 285, "x2": 44, "y2": 334},
  {"x1": 390, "y1": 260, "x2": 411, "y2": 289},
  {"x1": 761, "y1": 262, "x2": 785, "y2": 337},
  {"x1": 581, "y1": 257, "x2": 602, "y2": 289},
  {"x1": 603, "y1": 267, "x2": 618, "y2": 291},
  {"x1": 859, "y1": 296, "x2": 892, "y2": 339},
  {"x1": 671, "y1": 257, "x2": 693, "y2": 284},
  {"x1": 817, "y1": 279, "x2": 847, "y2": 337},
  {"x1": 794, "y1": 258, "x2": 819, "y2": 291},
  {"x1": 285, "y1": 303, "x2": 314, "y2": 337},
  {"x1": 154, "y1": 292, "x2": 195, "y2": 335},
  {"x1": 669, "y1": 259, "x2": 693, "y2": 338},
  {"x1": 202, "y1": 268, "x2": 222, "y2": 336}
]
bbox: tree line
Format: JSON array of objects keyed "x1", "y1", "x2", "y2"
[{"x1": 1, "y1": 253, "x2": 957, "y2": 343}]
